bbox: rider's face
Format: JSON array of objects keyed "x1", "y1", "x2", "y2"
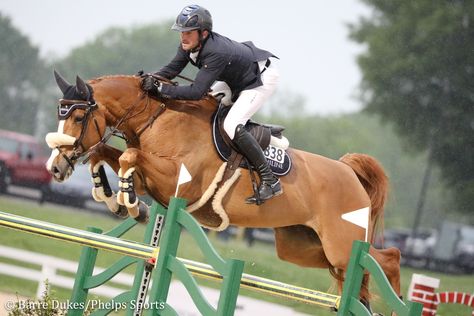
[
  {"x1": 180, "y1": 30, "x2": 208, "y2": 51},
  {"x1": 180, "y1": 31, "x2": 200, "y2": 51}
]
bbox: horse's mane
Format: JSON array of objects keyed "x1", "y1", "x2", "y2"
[
  {"x1": 88, "y1": 74, "x2": 218, "y2": 112},
  {"x1": 88, "y1": 74, "x2": 136, "y2": 84}
]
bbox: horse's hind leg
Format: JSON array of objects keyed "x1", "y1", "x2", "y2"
[
  {"x1": 369, "y1": 246, "x2": 401, "y2": 296},
  {"x1": 274, "y1": 225, "x2": 332, "y2": 268},
  {"x1": 274, "y1": 226, "x2": 347, "y2": 298},
  {"x1": 319, "y1": 226, "x2": 401, "y2": 303},
  {"x1": 359, "y1": 247, "x2": 401, "y2": 314}
]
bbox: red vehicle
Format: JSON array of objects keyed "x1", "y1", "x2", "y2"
[{"x1": 0, "y1": 129, "x2": 52, "y2": 196}]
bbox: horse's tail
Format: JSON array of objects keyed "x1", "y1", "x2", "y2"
[
  {"x1": 337, "y1": 153, "x2": 388, "y2": 301},
  {"x1": 339, "y1": 153, "x2": 389, "y2": 243}
]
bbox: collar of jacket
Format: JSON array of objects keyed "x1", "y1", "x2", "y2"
[{"x1": 187, "y1": 31, "x2": 212, "y2": 64}]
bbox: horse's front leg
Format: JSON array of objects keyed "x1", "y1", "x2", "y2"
[
  {"x1": 88, "y1": 145, "x2": 131, "y2": 219},
  {"x1": 117, "y1": 148, "x2": 150, "y2": 224},
  {"x1": 89, "y1": 161, "x2": 129, "y2": 219},
  {"x1": 87, "y1": 144, "x2": 148, "y2": 223}
]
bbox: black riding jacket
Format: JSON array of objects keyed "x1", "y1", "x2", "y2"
[{"x1": 156, "y1": 32, "x2": 276, "y2": 100}]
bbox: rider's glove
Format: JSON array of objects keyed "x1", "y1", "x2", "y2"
[{"x1": 140, "y1": 75, "x2": 162, "y2": 97}]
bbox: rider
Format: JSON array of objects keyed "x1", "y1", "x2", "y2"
[{"x1": 141, "y1": 4, "x2": 282, "y2": 204}]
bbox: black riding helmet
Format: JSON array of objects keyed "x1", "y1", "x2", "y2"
[{"x1": 171, "y1": 4, "x2": 213, "y2": 32}]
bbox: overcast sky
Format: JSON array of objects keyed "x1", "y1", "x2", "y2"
[{"x1": 0, "y1": 0, "x2": 371, "y2": 115}]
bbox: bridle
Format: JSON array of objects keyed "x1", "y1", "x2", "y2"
[
  {"x1": 54, "y1": 87, "x2": 168, "y2": 169},
  {"x1": 56, "y1": 98, "x2": 102, "y2": 170}
]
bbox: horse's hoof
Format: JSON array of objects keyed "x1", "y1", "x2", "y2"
[
  {"x1": 114, "y1": 205, "x2": 129, "y2": 218},
  {"x1": 134, "y1": 202, "x2": 149, "y2": 224},
  {"x1": 134, "y1": 211, "x2": 149, "y2": 224}
]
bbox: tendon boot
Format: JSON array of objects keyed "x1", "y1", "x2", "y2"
[{"x1": 232, "y1": 125, "x2": 282, "y2": 204}]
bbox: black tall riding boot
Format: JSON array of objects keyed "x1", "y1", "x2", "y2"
[{"x1": 233, "y1": 125, "x2": 282, "y2": 204}]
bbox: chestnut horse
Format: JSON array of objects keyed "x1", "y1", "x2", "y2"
[{"x1": 46, "y1": 72, "x2": 401, "y2": 305}]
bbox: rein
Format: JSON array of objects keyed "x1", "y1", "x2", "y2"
[
  {"x1": 54, "y1": 80, "x2": 170, "y2": 168},
  {"x1": 100, "y1": 92, "x2": 147, "y2": 145},
  {"x1": 81, "y1": 92, "x2": 167, "y2": 163},
  {"x1": 95, "y1": 92, "x2": 167, "y2": 143},
  {"x1": 136, "y1": 101, "x2": 166, "y2": 136}
]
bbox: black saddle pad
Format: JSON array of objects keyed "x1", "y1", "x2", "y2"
[{"x1": 211, "y1": 109, "x2": 292, "y2": 176}]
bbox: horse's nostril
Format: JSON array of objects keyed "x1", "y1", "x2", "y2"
[{"x1": 53, "y1": 167, "x2": 60, "y2": 174}]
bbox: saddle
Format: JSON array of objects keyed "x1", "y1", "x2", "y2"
[
  {"x1": 212, "y1": 103, "x2": 292, "y2": 183},
  {"x1": 187, "y1": 103, "x2": 292, "y2": 230}
]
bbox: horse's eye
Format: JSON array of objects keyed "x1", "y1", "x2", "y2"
[{"x1": 74, "y1": 115, "x2": 84, "y2": 123}]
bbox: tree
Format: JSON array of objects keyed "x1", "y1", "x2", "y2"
[
  {"x1": 350, "y1": 1, "x2": 474, "y2": 213},
  {"x1": 55, "y1": 20, "x2": 192, "y2": 79},
  {"x1": 260, "y1": 110, "x2": 456, "y2": 226},
  {"x1": 0, "y1": 13, "x2": 47, "y2": 134},
  {"x1": 46, "y1": 20, "x2": 198, "y2": 133}
]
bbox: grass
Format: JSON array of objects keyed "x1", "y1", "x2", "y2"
[{"x1": 0, "y1": 195, "x2": 473, "y2": 315}]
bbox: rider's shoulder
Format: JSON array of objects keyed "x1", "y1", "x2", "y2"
[{"x1": 203, "y1": 32, "x2": 240, "y2": 54}]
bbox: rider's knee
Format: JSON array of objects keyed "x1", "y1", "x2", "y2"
[{"x1": 261, "y1": 65, "x2": 280, "y2": 90}]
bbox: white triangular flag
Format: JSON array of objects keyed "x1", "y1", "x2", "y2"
[
  {"x1": 177, "y1": 163, "x2": 192, "y2": 185},
  {"x1": 341, "y1": 207, "x2": 370, "y2": 242},
  {"x1": 175, "y1": 163, "x2": 192, "y2": 196}
]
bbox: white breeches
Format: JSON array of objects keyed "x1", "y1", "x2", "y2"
[{"x1": 218, "y1": 61, "x2": 280, "y2": 140}]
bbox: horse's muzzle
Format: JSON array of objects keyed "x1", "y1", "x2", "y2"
[{"x1": 48, "y1": 157, "x2": 74, "y2": 182}]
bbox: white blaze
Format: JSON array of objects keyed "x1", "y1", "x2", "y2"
[
  {"x1": 45, "y1": 121, "x2": 73, "y2": 172},
  {"x1": 45, "y1": 148, "x2": 60, "y2": 172}
]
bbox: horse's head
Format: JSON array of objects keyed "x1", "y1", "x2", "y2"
[{"x1": 45, "y1": 70, "x2": 106, "y2": 182}]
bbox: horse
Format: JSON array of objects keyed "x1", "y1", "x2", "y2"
[{"x1": 45, "y1": 71, "x2": 401, "y2": 307}]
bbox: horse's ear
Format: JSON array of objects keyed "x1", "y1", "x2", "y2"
[
  {"x1": 53, "y1": 69, "x2": 71, "y2": 94},
  {"x1": 75, "y1": 75, "x2": 90, "y2": 100}
]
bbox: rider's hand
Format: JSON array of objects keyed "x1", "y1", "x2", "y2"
[{"x1": 141, "y1": 75, "x2": 162, "y2": 97}]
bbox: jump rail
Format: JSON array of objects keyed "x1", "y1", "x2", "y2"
[
  {"x1": 0, "y1": 198, "x2": 339, "y2": 315},
  {"x1": 0, "y1": 197, "x2": 423, "y2": 315}
]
